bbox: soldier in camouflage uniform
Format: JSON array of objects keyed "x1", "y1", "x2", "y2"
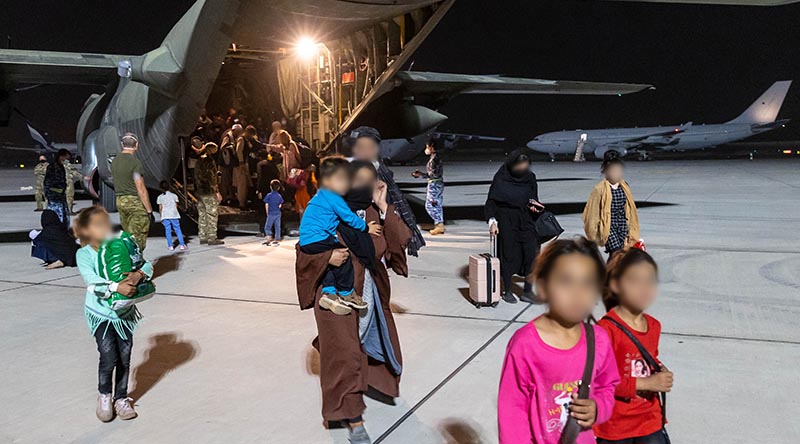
[
  {"x1": 65, "y1": 160, "x2": 83, "y2": 214},
  {"x1": 111, "y1": 133, "x2": 154, "y2": 251},
  {"x1": 34, "y1": 155, "x2": 48, "y2": 211},
  {"x1": 194, "y1": 143, "x2": 224, "y2": 245}
]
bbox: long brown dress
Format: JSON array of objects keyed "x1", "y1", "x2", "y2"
[{"x1": 295, "y1": 204, "x2": 411, "y2": 422}]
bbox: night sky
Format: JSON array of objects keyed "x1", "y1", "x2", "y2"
[{"x1": 2, "y1": 0, "x2": 799, "y2": 146}]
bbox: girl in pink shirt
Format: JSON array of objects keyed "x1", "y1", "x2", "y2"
[{"x1": 498, "y1": 237, "x2": 620, "y2": 444}]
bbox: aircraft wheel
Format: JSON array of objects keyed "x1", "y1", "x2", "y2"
[{"x1": 100, "y1": 180, "x2": 117, "y2": 212}]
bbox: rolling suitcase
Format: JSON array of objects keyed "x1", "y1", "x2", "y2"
[{"x1": 468, "y1": 235, "x2": 500, "y2": 308}]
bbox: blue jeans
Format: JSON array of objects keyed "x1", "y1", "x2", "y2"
[
  {"x1": 265, "y1": 213, "x2": 281, "y2": 240},
  {"x1": 162, "y1": 218, "x2": 185, "y2": 247},
  {"x1": 425, "y1": 180, "x2": 444, "y2": 224}
]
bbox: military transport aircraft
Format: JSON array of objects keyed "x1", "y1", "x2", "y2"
[{"x1": 527, "y1": 81, "x2": 792, "y2": 159}]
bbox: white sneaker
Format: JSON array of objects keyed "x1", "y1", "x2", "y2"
[
  {"x1": 96, "y1": 393, "x2": 114, "y2": 422},
  {"x1": 168, "y1": 246, "x2": 174, "y2": 251},
  {"x1": 178, "y1": 245, "x2": 187, "y2": 250},
  {"x1": 114, "y1": 397, "x2": 138, "y2": 420}
]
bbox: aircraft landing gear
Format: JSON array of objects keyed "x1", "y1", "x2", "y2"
[
  {"x1": 100, "y1": 181, "x2": 117, "y2": 212},
  {"x1": 637, "y1": 151, "x2": 652, "y2": 161},
  {"x1": 549, "y1": 153, "x2": 556, "y2": 162}
]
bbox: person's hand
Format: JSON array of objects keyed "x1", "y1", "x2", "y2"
[
  {"x1": 367, "y1": 221, "x2": 383, "y2": 236},
  {"x1": 373, "y1": 180, "x2": 388, "y2": 212},
  {"x1": 116, "y1": 282, "x2": 137, "y2": 297},
  {"x1": 529, "y1": 200, "x2": 545, "y2": 213},
  {"x1": 489, "y1": 223, "x2": 499, "y2": 236},
  {"x1": 328, "y1": 248, "x2": 350, "y2": 267},
  {"x1": 216, "y1": 192, "x2": 222, "y2": 203},
  {"x1": 411, "y1": 170, "x2": 422, "y2": 178},
  {"x1": 569, "y1": 395, "x2": 597, "y2": 427},
  {"x1": 147, "y1": 212, "x2": 156, "y2": 224},
  {"x1": 640, "y1": 367, "x2": 674, "y2": 393},
  {"x1": 122, "y1": 270, "x2": 144, "y2": 285}
]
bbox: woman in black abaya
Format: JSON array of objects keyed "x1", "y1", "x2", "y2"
[
  {"x1": 31, "y1": 209, "x2": 78, "y2": 269},
  {"x1": 485, "y1": 150, "x2": 542, "y2": 304}
]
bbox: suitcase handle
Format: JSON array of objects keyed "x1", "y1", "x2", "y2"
[{"x1": 490, "y1": 233, "x2": 497, "y2": 258}]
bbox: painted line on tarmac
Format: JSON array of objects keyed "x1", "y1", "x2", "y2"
[
  {"x1": 373, "y1": 303, "x2": 533, "y2": 444},
  {"x1": 661, "y1": 331, "x2": 800, "y2": 346}
]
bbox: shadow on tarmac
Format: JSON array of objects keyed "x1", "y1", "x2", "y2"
[{"x1": 129, "y1": 332, "x2": 198, "y2": 401}]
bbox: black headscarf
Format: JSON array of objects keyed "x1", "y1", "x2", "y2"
[
  {"x1": 34, "y1": 210, "x2": 78, "y2": 266},
  {"x1": 487, "y1": 149, "x2": 538, "y2": 209},
  {"x1": 337, "y1": 161, "x2": 378, "y2": 271}
]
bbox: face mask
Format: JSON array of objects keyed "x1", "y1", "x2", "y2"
[{"x1": 345, "y1": 185, "x2": 373, "y2": 211}]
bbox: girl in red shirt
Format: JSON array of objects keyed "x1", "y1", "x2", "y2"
[{"x1": 594, "y1": 248, "x2": 674, "y2": 444}]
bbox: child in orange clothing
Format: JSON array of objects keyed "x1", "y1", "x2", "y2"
[{"x1": 594, "y1": 248, "x2": 673, "y2": 444}]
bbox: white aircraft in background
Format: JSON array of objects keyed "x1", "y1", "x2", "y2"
[{"x1": 527, "y1": 80, "x2": 792, "y2": 159}]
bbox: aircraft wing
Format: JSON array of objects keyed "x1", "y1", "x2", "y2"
[
  {"x1": 395, "y1": 71, "x2": 653, "y2": 107},
  {"x1": 431, "y1": 131, "x2": 505, "y2": 143},
  {"x1": 0, "y1": 49, "x2": 127, "y2": 86}
]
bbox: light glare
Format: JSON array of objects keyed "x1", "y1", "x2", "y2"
[{"x1": 295, "y1": 38, "x2": 318, "y2": 60}]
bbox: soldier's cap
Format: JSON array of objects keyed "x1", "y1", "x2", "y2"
[
  {"x1": 350, "y1": 126, "x2": 381, "y2": 144},
  {"x1": 202, "y1": 142, "x2": 219, "y2": 155}
]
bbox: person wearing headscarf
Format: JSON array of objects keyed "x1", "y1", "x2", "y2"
[
  {"x1": 350, "y1": 126, "x2": 425, "y2": 256},
  {"x1": 295, "y1": 160, "x2": 410, "y2": 444},
  {"x1": 31, "y1": 209, "x2": 78, "y2": 269},
  {"x1": 44, "y1": 149, "x2": 71, "y2": 223},
  {"x1": 485, "y1": 149, "x2": 543, "y2": 304}
]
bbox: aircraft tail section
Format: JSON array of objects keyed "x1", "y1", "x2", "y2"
[{"x1": 727, "y1": 80, "x2": 792, "y2": 124}]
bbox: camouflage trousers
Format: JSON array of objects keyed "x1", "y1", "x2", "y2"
[
  {"x1": 35, "y1": 184, "x2": 46, "y2": 210},
  {"x1": 196, "y1": 193, "x2": 219, "y2": 242},
  {"x1": 116, "y1": 195, "x2": 151, "y2": 251}
]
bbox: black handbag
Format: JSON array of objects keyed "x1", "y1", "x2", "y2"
[
  {"x1": 534, "y1": 210, "x2": 564, "y2": 244},
  {"x1": 603, "y1": 316, "x2": 672, "y2": 444},
  {"x1": 559, "y1": 323, "x2": 595, "y2": 444}
]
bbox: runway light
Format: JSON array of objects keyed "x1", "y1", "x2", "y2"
[
  {"x1": 295, "y1": 37, "x2": 318, "y2": 60},
  {"x1": 781, "y1": 149, "x2": 792, "y2": 154}
]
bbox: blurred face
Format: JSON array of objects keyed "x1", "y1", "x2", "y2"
[
  {"x1": 424, "y1": 143, "x2": 435, "y2": 156},
  {"x1": 538, "y1": 254, "x2": 600, "y2": 324},
  {"x1": 278, "y1": 132, "x2": 290, "y2": 146},
  {"x1": 351, "y1": 167, "x2": 377, "y2": 189},
  {"x1": 604, "y1": 164, "x2": 624, "y2": 184},
  {"x1": 192, "y1": 138, "x2": 202, "y2": 148},
  {"x1": 323, "y1": 169, "x2": 351, "y2": 196},
  {"x1": 352, "y1": 137, "x2": 380, "y2": 162},
  {"x1": 272, "y1": 122, "x2": 282, "y2": 132},
  {"x1": 611, "y1": 261, "x2": 658, "y2": 313},
  {"x1": 80, "y1": 212, "x2": 112, "y2": 246},
  {"x1": 510, "y1": 160, "x2": 530, "y2": 177}
]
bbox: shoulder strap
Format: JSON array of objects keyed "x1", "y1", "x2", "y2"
[
  {"x1": 577, "y1": 322, "x2": 595, "y2": 399},
  {"x1": 603, "y1": 316, "x2": 659, "y2": 371},
  {"x1": 603, "y1": 315, "x2": 668, "y2": 426}
]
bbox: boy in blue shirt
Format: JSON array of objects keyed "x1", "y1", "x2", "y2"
[
  {"x1": 299, "y1": 157, "x2": 381, "y2": 315},
  {"x1": 263, "y1": 180, "x2": 284, "y2": 246}
]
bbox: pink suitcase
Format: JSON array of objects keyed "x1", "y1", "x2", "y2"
[{"x1": 468, "y1": 235, "x2": 500, "y2": 308}]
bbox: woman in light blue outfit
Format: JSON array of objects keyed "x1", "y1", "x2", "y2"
[{"x1": 74, "y1": 206, "x2": 153, "y2": 423}]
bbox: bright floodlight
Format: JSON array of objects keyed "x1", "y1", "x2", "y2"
[{"x1": 295, "y1": 38, "x2": 317, "y2": 59}]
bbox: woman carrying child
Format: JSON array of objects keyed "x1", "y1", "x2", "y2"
[
  {"x1": 594, "y1": 248, "x2": 673, "y2": 444},
  {"x1": 295, "y1": 160, "x2": 411, "y2": 444},
  {"x1": 74, "y1": 206, "x2": 153, "y2": 423},
  {"x1": 498, "y1": 237, "x2": 620, "y2": 444}
]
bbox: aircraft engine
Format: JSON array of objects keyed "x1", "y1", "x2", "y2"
[{"x1": 594, "y1": 146, "x2": 627, "y2": 159}]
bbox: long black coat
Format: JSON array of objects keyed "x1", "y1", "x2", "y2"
[{"x1": 485, "y1": 153, "x2": 540, "y2": 285}]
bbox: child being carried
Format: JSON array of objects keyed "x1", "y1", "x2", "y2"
[{"x1": 299, "y1": 157, "x2": 381, "y2": 315}]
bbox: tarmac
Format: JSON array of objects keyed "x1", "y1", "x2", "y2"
[{"x1": 0, "y1": 159, "x2": 798, "y2": 444}]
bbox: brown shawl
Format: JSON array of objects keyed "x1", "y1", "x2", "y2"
[{"x1": 295, "y1": 204, "x2": 411, "y2": 422}]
